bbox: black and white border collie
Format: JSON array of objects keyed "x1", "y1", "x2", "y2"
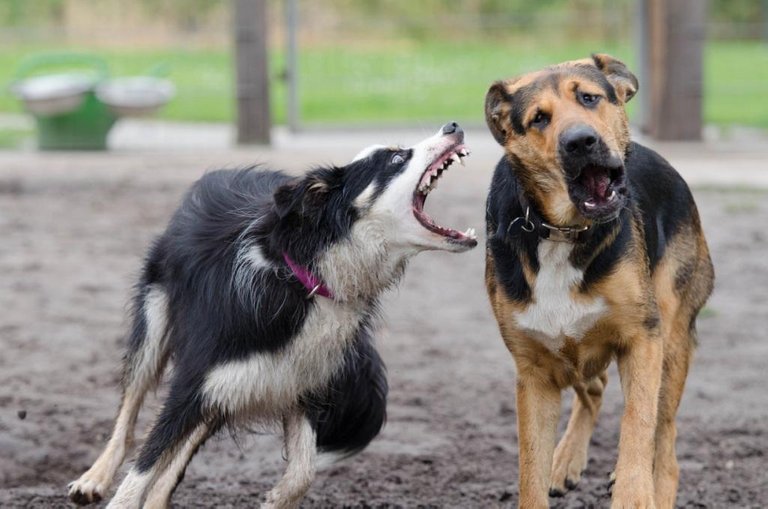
[{"x1": 68, "y1": 123, "x2": 477, "y2": 508}]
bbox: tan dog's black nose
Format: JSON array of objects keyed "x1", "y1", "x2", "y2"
[{"x1": 560, "y1": 125, "x2": 599, "y2": 155}]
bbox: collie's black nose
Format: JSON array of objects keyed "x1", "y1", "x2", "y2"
[
  {"x1": 441, "y1": 122, "x2": 462, "y2": 135},
  {"x1": 560, "y1": 125, "x2": 599, "y2": 155}
]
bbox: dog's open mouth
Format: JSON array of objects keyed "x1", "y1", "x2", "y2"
[
  {"x1": 412, "y1": 145, "x2": 477, "y2": 247},
  {"x1": 573, "y1": 163, "x2": 626, "y2": 218}
]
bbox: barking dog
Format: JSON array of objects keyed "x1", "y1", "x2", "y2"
[
  {"x1": 484, "y1": 55, "x2": 714, "y2": 508},
  {"x1": 68, "y1": 123, "x2": 476, "y2": 508}
]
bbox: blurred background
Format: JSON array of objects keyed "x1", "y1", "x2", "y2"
[{"x1": 0, "y1": 0, "x2": 765, "y2": 149}]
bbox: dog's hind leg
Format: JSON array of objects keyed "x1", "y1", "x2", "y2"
[
  {"x1": 653, "y1": 313, "x2": 695, "y2": 509},
  {"x1": 131, "y1": 421, "x2": 212, "y2": 509},
  {"x1": 108, "y1": 377, "x2": 213, "y2": 508},
  {"x1": 263, "y1": 409, "x2": 317, "y2": 509},
  {"x1": 549, "y1": 371, "x2": 608, "y2": 496},
  {"x1": 653, "y1": 237, "x2": 712, "y2": 509},
  {"x1": 69, "y1": 285, "x2": 171, "y2": 505}
]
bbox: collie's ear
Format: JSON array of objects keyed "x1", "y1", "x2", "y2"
[
  {"x1": 591, "y1": 53, "x2": 638, "y2": 103},
  {"x1": 273, "y1": 172, "x2": 335, "y2": 218},
  {"x1": 273, "y1": 181, "x2": 302, "y2": 218}
]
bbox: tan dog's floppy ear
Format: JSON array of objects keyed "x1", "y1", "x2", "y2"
[
  {"x1": 485, "y1": 81, "x2": 512, "y2": 145},
  {"x1": 592, "y1": 53, "x2": 639, "y2": 103}
]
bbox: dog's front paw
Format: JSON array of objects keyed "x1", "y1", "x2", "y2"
[
  {"x1": 610, "y1": 468, "x2": 656, "y2": 508},
  {"x1": 68, "y1": 475, "x2": 107, "y2": 505},
  {"x1": 610, "y1": 494, "x2": 656, "y2": 509},
  {"x1": 549, "y1": 441, "x2": 588, "y2": 496},
  {"x1": 261, "y1": 492, "x2": 300, "y2": 509},
  {"x1": 610, "y1": 482, "x2": 656, "y2": 509}
]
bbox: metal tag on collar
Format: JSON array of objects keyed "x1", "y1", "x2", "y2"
[
  {"x1": 306, "y1": 283, "x2": 322, "y2": 299},
  {"x1": 541, "y1": 222, "x2": 590, "y2": 242},
  {"x1": 507, "y1": 206, "x2": 535, "y2": 235}
]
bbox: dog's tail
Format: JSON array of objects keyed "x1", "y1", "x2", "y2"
[
  {"x1": 303, "y1": 324, "x2": 388, "y2": 460},
  {"x1": 121, "y1": 240, "x2": 172, "y2": 395}
]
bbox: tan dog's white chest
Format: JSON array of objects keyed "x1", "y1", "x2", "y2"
[{"x1": 513, "y1": 241, "x2": 607, "y2": 352}]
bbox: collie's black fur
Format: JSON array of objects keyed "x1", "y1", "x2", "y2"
[
  {"x1": 69, "y1": 124, "x2": 476, "y2": 508},
  {"x1": 125, "y1": 169, "x2": 389, "y2": 471}
]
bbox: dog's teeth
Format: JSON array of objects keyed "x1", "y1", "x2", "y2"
[
  {"x1": 458, "y1": 155, "x2": 466, "y2": 166},
  {"x1": 584, "y1": 200, "x2": 596, "y2": 209},
  {"x1": 608, "y1": 189, "x2": 617, "y2": 200},
  {"x1": 450, "y1": 153, "x2": 461, "y2": 165}
]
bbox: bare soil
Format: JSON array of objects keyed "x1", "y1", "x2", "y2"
[{"x1": 0, "y1": 148, "x2": 766, "y2": 508}]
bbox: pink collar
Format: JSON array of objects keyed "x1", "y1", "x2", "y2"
[{"x1": 283, "y1": 253, "x2": 334, "y2": 299}]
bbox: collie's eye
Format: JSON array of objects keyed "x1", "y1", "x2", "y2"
[
  {"x1": 530, "y1": 110, "x2": 550, "y2": 130},
  {"x1": 391, "y1": 154, "x2": 406, "y2": 165},
  {"x1": 580, "y1": 92, "x2": 601, "y2": 106}
]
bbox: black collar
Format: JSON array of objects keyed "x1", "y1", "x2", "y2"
[{"x1": 507, "y1": 192, "x2": 591, "y2": 243}]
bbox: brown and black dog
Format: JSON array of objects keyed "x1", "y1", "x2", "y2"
[{"x1": 483, "y1": 54, "x2": 714, "y2": 508}]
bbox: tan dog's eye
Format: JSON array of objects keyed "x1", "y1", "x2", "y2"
[
  {"x1": 529, "y1": 110, "x2": 550, "y2": 130},
  {"x1": 579, "y1": 92, "x2": 601, "y2": 107}
]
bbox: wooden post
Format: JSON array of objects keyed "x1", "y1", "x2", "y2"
[
  {"x1": 763, "y1": 0, "x2": 768, "y2": 41},
  {"x1": 233, "y1": 0, "x2": 270, "y2": 145},
  {"x1": 285, "y1": 0, "x2": 300, "y2": 132},
  {"x1": 635, "y1": 0, "x2": 650, "y2": 132},
  {"x1": 640, "y1": 0, "x2": 706, "y2": 140}
]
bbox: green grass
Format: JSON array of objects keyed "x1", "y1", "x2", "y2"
[
  {"x1": 0, "y1": 127, "x2": 32, "y2": 148},
  {"x1": 0, "y1": 47, "x2": 235, "y2": 123},
  {"x1": 0, "y1": 40, "x2": 765, "y2": 128},
  {"x1": 296, "y1": 40, "x2": 635, "y2": 125},
  {"x1": 705, "y1": 41, "x2": 768, "y2": 128}
]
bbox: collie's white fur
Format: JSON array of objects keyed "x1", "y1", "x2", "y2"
[
  {"x1": 201, "y1": 298, "x2": 365, "y2": 418},
  {"x1": 130, "y1": 286, "x2": 170, "y2": 388}
]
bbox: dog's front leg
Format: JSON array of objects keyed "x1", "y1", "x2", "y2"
[
  {"x1": 263, "y1": 409, "x2": 317, "y2": 509},
  {"x1": 612, "y1": 334, "x2": 663, "y2": 509},
  {"x1": 515, "y1": 372, "x2": 562, "y2": 509}
]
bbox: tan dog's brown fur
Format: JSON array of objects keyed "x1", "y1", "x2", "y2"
[{"x1": 483, "y1": 55, "x2": 714, "y2": 508}]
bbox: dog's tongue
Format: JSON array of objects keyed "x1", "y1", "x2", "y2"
[{"x1": 583, "y1": 167, "x2": 611, "y2": 199}]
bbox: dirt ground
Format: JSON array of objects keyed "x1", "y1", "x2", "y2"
[{"x1": 0, "y1": 139, "x2": 766, "y2": 508}]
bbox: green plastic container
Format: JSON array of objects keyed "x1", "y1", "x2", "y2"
[
  {"x1": 12, "y1": 53, "x2": 116, "y2": 150},
  {"x1": 34, "y1": 91, "x2": 116, "y2": 150}
]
